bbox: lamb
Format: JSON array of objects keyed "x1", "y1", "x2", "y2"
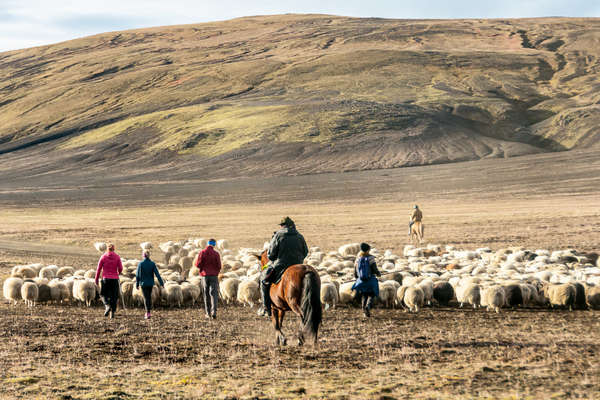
[
  {"x1": 237, "y1": 280, "x2": 260, "y2": 307},
  {"x1": 3, "y1": 277, "x2": 23, "y2": 305},
  {"x1": 21, "y1": 281, "x2": 39, "y2": 307},
  {"x1": 164, "y1": 283, "x2": 183, "y2": 307},
  {"x1": 402, "y1": 286, "x2": 425, "y2": 312},
  {"x1": 547, "y1": 283, "x2": 576, "y2": 311},
  {"x1": 456, "y1": 283, "x2": 481, "y2": 308},
  {"x1": 482, "y1": 285, "x2": 506, "y2": 313},
  {"x1": 73, "y1": 279, "x2": 97, "y2": 306},
  {"x1": 219, "y1": 278, "x2": 240, "y2": 305},
  {"x1": 320, "y1": 282, "x2": 339, "y2": 310}
]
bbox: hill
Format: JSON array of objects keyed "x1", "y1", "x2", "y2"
[{"x1": 0, "y1": 14, "x2": 599, "y2": 181}]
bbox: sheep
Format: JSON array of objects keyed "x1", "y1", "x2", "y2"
[
  {"x1": 237, "y1": 280, "x2": 260, "y2": 307},
  {"x1": 12, "y1": 266, "x2": 37, "y2": 279},
  {"x1": 84, "y1": 270, "x2": 96, "y2": 279},
  {"x1": 217, "y1": 239, "x2": 230, "y2": 252},
  {"x1": 587, "y1": 286, "x2": 600, "y2": 309},
  {"x1": 573, "y1": 282, "x2": 588, "y2": 310},
  {"x1": 36, "y1": 281, "x2": 53, "y2": 303},
  {"x1": 182, "y1": 282, "x2": 201, "y2": 306},
  {"x1": 503, "y1": 284, "x2": 523, "y2": 308},
  {"x1": 339, "y1": 282, "x2": 356, "y2": 304},
  {"x1": 338, "y1": 243, "x2": 360, "y2": 258},
  {"x1": 94, "y1": 242, "x2": 107, "y2": 252},
  {"x1": 402, "y1": 286, "x2": 425, "y2": 312},
  {"x1": 378, "y1": 282, "x2": 397, "y2": 308},
  {"x1": 120, "y1": 281, "x2": 134, "y2": 307},
  {"x1": 140, "y1": 242, "x2": 153, "y2": 251},
  {"x1": 21, "y1": 281, "x2": 39, "y2": 307},
  {"x1": 3, "y1": 277, "x2": 23, "y2": 305},
  {"x1": 56, "y1": 267, "x2": 75, "y2": 279},
  {"x1": 417, "y1": 279, "x2": 434, "y2": 305},
  {"x1": 47, "y1": 280, "x2": 67, "y2": 303},
  {"x1": 482, "y1": 285, "x2": 506, "y2": 313},
  {"x1": 39, "y1": 266, "x2": 58, "y2": 280},
  {"x1": 433, "y1": 281, "x2": 454, "y2": 306},
  {"x1": 456, "y1": 283, "x2": 481, "y2": 308},
  {"x1": 164, "y1": 283, "x2": 183, "y2": 307},
  {"x1": 219, "y1": 278, "x2": 239, "y2": 305},
  {"x1": 320, "y1": 282, "x2": 339, "y2": 310},
  {"x1": 73, "y1": 279, "x2": 97, "y2": 306},
  {"x1": 547, "y1": 283, "x2": 576, "y2": 311}
]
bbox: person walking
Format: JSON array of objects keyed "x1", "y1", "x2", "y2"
[
  {"x1": 408, "y1": 204, "x2": 423, "y2": 235},
  {"x1": 136, "y1": 250, "x2": 164, "y2": 319},
  {"x1": 351, "y1": 242, "x2": 381, "y2": 318},
  {"x1": 195, "y1": 238, "x2": 222, "y2": 319},
  {"x1": 95, "y1": 243, "x2": 123, "y2": 319},
  {"x1": 259, "y1": 216, "x2": 308, "y2": 317}
]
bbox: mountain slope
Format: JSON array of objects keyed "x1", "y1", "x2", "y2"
[{"x1": 0, "y1": 15, "x2": 599, "y2": 179}]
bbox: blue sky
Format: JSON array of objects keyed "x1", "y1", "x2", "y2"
[{"x1": 1, "y1": 0, "x2": 598, "y2": 52}]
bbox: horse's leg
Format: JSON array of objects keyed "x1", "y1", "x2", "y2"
[
  {"x1": 287, "y1": 300, "x2": 306, "y2": 346},
  {"x1": 272, "y1": 308, "x2": 287, "y2": 346}
]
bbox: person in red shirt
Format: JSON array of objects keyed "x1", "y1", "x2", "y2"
[
  {"x1": 95, "y1": 243, "x2": 123, "y2": 318},
  {"x1": 195, "y1": 238, "x2": 222, "y2": 319}
]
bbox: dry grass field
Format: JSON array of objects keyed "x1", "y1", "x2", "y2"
[{"x1": 1, "y1": 149, "x2": 599, "y2": 399}]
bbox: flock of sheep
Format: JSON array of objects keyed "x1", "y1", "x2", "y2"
[{"x1": 3, "y1": 239, "x2": 600, "y2": 314}]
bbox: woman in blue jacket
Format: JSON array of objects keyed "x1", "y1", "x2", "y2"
[
  {"x1": 351, "y1": 243, "x2": 381, "y2": 318},
  {"x1": 136, "y1": 250, "x2": 164, "y2": 319}
]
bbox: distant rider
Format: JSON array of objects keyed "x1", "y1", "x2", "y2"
[
  {"x1": 259, "y1": 216, "x2": 308, "y2": 317},
  {"x1": 408, "y1": 205, "x2": 423, "y2": 235}
]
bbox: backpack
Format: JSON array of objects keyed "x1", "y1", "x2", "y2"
[{"x1": 358, "y1": 256, "x2": 371, "y2": 280}]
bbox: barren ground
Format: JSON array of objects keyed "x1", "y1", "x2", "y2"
[{"x1": 1, "y1": 151, "x2": 599, "y2": 399}]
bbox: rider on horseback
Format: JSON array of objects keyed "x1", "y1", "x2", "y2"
[
  {"x1": 259, "y1": 216, "x2": 309, "y2": 317},
  {"x1": 408, "y1": 205, "x2": 423, "y2": 235}
]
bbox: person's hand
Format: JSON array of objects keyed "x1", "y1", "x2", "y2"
[
  {"x1": 136, "y1": 285, "x2": 139, "y2": 290},
  {"x1": 95, "y1": 280, "x2": 99, "y2": 286},
  {"x1": 161, "y1": 285, "x2": 165, "y2": 288}
]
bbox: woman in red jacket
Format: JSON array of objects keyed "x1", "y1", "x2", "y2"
[{"x1": 95, "y1": 243, "x2": 123, "y2": 319}]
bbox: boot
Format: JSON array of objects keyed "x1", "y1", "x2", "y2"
[
  {"x1": 104, "y1": 306, "x2": 110, "y2": 317},
  {"x1": 259, "y1": 282, "x2": 272, "y2": 317}
]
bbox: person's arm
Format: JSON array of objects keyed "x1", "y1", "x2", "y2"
[
  {"x1": 196, "y1": 252, "x2": 204, "y2": 273},
  {"x1": 95, "y1": 256, "x2": 103, "y2": 285},
  {"x1": 267, "y1": 233, "x2": 280, "y2": 262},
  {"x1": 354, "y1": 257, "x2": 358, "y2": 279},
  {"x1": 136, "y1": 262, "x2": 141, "y2": 288},
  {"x1": 154, "y1": 264, "x2": 164, "y2": 287},
  {"x1": 370, "y1": 258, "x2": 381, "y2": 277},
  {"x1": 117, "y1": 256, "x2": 123, "y2": 276},
  {"x1": 215, "y1": 253, "x2": 222, "y2": 274}
]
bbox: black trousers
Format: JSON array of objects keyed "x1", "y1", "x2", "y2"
[
  {"x1": 142, "y1": 286, "x2": 153, "y2": 313},
  {"x1": 361, "y1": 293, "x2": 374, "y2": 310},
  {"x1": 101, "y1": 279, "x2": 119, "y2": 312}
]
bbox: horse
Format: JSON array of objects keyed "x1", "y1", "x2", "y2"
[
  {"x1": 256, "y1": 250, "x2": 322, "y2": 347},
  {"x1": 410, "y1": 221, "x2": 424, "y2": 245}
]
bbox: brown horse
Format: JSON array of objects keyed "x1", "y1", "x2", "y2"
[
  {"x1": 256, "y1": 250, "x2": 322, "y2": 347},
  {"x1": 410, "y1": 221, "x2": 424, "y2": 245}
]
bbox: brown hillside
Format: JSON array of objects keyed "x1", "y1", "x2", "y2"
[{"x1": 0, "y1": 14, "x2": 599, "y2": 180}]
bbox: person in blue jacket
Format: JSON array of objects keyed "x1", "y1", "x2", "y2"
[
  {"x1": 351, "y1": 242, "x2": 381, "y2": 318},
  {"x1": 136, "y1": 250, "x2": 164, "y2": 319}
]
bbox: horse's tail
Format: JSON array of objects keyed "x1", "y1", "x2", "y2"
[{"x1": 301, "y1": 270, "x2": 322, "y2": 343}]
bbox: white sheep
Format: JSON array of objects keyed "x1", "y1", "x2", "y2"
[
  {"x1": 3, "y1": 277, "x2": 23, "y2": 305},
  {"x1": 220, "y1": 278, "x2": 239, "y2": 304},
  {"x1": 237, "y1": 280, "x2": 260, "y2": 307},
  {"x1": 456, "y1": 283, "x2": 481, "y2": 308},
  {"x1": 481, "y1": 286, "x2": 505, "y2": 313},
  {"x1": 379, "y1": 282, "x2": 397, "y2": 308},
  {"x1": 403, "y1": 286, "x2": 425, "y2": 312},
  {"x1": 56, "y1": 267, "x2": 75, "y2": 279},
  {"x1": 546, "y1": 283, "x2": 576, "y2": 311},
  {"x1": 338, "y1": 282, "x2": 356, "y2": 304},
  {"x1": 320, "y1": 282, "x2": 339, "y2": 310},
  {"x1": 12, "y1": 266, "x2": 37, "y2": 279},
  {"x1": 140, "y1": 242, "x2": 153, "y2": 251},
  {"x1": 164, "y1": 283, "x2": 183, "y2": 307},
  {"x1": 39, "y1": 266, "x2": 58, "y2": 280},
  {"x1": 21, "y1": 281, "x2": 39, "y2": 307},
  {"x1": 73, "y1": 279, "x2": 96, "y2": 306},
  {"x1": 182, "y1": 282, "x2": 201, "y2": 306},
  {"x1": 338, "y1": 243, "x2": 360, "y2": 258}
]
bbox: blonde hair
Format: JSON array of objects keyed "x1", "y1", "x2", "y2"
[
  {"x1": 107, "y1": 243, "x2": 115, "y2": 252},
  {"x1": 143, "y1": 250, "x2": 151, "y2": 258}
]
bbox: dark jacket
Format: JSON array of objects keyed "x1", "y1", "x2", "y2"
[
  {"x1": 268, "y1": 225, "x2": 308, "y2": 271},
  {"x1": 195, "y1": 245, "x2": 222, "y2": 276},
  {"x1": 136, "y1": 258, "x2": 164, "y2": 288}
]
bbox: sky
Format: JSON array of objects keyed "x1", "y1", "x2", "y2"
[{"x1": 1, "y1": 0, "x2": 599, "y2": 52}]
